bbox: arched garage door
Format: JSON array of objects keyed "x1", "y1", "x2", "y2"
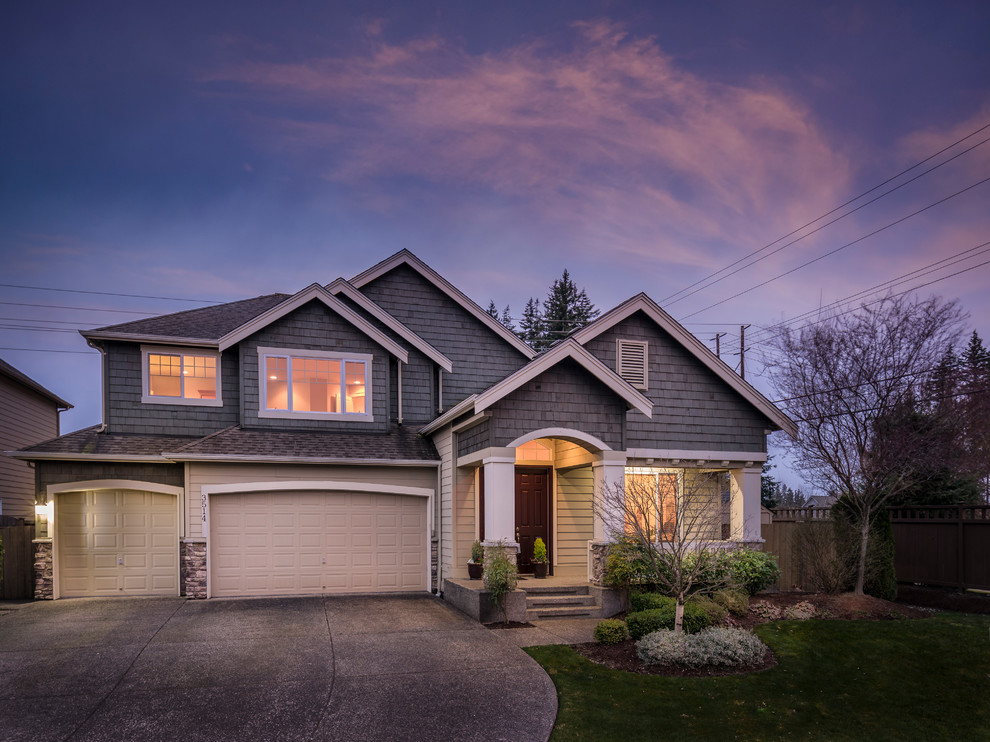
[
  {"x1": 56, "y1": 489, "x2": 179, "y2": 597},
  {"x1": 209, "y1": 490, "x2": 428, "y2": 597}
]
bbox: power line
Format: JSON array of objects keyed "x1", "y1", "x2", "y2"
[
  {"x1": 661, "y1": 120, "x2": 990, "y2": 305},
  {"x1": 0, "y1": 283, "x2": 219, "y2": 304},
  {"x1": 0, "y1": 347, "x2": 96, "y2": 355},
  {"x1": 680, "y1": 174, "x2": 990, "y2": 320},
  {"x1": 0, "y1": 301, "x2": 155, "y2": 315}
]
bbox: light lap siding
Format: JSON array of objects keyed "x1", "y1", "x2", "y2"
[
  {"x1": 555, "y1": 467, "x2": 593, "y2": 571},
  {"x1": 0, "y1": 379, "x2": 60, "y2": 520}
]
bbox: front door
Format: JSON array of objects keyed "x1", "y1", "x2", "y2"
[{"x1": 515, "y1": 467, "x2": 551, "y2": 574}]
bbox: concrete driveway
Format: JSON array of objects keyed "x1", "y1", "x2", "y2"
[{"x1": 0, "y1": 595, "x2": 557, "y2": 742}]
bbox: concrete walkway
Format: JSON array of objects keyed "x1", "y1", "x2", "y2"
[{"x1": 0, "y1": 595, "x2": 558, "y2": 742}]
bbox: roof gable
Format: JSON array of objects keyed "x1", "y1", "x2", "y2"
[
  {"x1": 476, "y1": 338, "x2": 653, "y2": 417},
  {"x1": 0, "y1": 358, "x2": 72, "y2": 409},
  {"x1": 570, "y1": 294, "x2": 797, "y2": 437},
  {"x1": 326, "y1": 278, "x2": 453, "y2": 372},
  {"x1": 350, "y1": 250, "x2": 535, "y2": 359},
  {"x1": 217, "y1": 284, "x2": 408, "y2": 362}
]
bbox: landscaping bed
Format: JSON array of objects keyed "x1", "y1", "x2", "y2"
[{"x1": 575, "y1": 591, "x2": 930, "y2": 677}]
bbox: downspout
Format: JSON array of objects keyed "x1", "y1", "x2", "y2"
[
  {"x1": 397, "y1": 360, "x2": 403, "y2": 425},
  {"x1": 86, "y1": 339, "x2": 108, "y2": 433}
]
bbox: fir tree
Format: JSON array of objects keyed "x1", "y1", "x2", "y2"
[
  {"x1": 541, "y1": 269, "x2": 599, "y2": 346},
  {"x1": 519, "y1": 298, "x2": 544, "y2": 350},
  {"x1": 485, "y1": 300, "x2": 499, "y2": 320},
  {"x1": 500, "y1": 305, "x2": 514, "y2": 331}
]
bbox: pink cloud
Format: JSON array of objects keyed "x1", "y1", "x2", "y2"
[{"x1": 205, "y1": 20, "x2": 853, "y2": 268}]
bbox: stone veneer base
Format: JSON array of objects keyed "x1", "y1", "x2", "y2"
[
  {"x1": 180, "y1": 539, "x2": 207, "y2": 599},
  {"x1": 33, "y1": 539, "x2": 53, "y2": 600}
]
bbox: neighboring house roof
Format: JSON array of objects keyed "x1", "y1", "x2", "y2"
[
  {"x1": 350, "y1": 249, "x2": 536, "y2": 360},
  {"x1": 11, "y1": 424, "x2": 439, "y2": 464},
  {"x1": 326, "y1": 278, "x2": 453, "y2": 372},
  {"x1": 0, "y1": 358, "x2": 72, "y2": 409},
  {"x1": 569, "y1": 293, "x2": 798, "y2": 437},
  {"x1": 216, "y1": 283, "x2": 408, "y2": 363},
  {"x1": 82, "y1": 294, "x2": 290, "y2": 344},
  {"x1": 164, "y1": 425, "x2": 439, "y2": 463},
  {"x1": 421, "y1": 338, "x2": 654, "y2": 435}
]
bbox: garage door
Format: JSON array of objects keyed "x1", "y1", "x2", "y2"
[
  {"x1": 210, "y1": 490, "x2": 427, "y2": 597},
  {"x1": 57, "y1": 489, "x2": 179, "y2": 597}
]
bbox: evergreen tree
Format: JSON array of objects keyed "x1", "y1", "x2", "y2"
[
  {"x1": 519, "y1": 298, "x2": 545, "y2": 350},
  {"x1": 541, "y1": 269, "x2": 599, "y2": 346},
  {"x1": 500, "y1": 305, "x2": 514, "y2": 331},
  {"x1": 485, "y1": 300, "x2": 499, "y2": 320},
  {"x1": 761, "y1": 457, "x2": 778, "y2": 509}
]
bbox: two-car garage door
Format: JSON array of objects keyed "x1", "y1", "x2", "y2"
[{"x1": 210, "y1": 490, "x2": 427, "y2": 597}]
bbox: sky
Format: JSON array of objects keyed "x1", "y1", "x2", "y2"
[{"x1": 2, "y1": 1, "x2": 989, "y2": 494}]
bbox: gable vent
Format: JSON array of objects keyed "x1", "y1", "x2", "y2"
[{"x1": 617, "y1": 340, "x2": 648, "y2": 390}]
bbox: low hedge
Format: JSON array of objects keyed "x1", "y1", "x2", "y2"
[
  {"x1": 626, "y1": 601, "x2": 713, "y2": 639},
  {"x1": 594, "y1": 619, "x2": 628, "y2": 645}
]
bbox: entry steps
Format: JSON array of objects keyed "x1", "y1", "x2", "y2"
[{"x1": 521, "y1": 584, "x2": 603, "y2": 620}]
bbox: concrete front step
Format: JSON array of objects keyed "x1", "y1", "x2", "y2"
[
  {"x1": 526, "y1": 595, "x2": 597, "y2": 608},
  {"x1": 526, "y1": 605, "x2": 602, "y2": 620},
  {"x1": 519, "y1": 584, "x2": 589, "y2": 596}
]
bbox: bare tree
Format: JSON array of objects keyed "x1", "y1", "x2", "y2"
[
  {"x1": 766, "y1": 294, "x2": 966, "y2": 594},
  {"x1": 595, "y1": 468, "x2": 728, "y2": 633}
]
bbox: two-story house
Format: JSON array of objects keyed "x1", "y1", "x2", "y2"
[{"x1": 11, "y1": 250, "x2": 795, "y2": 603}]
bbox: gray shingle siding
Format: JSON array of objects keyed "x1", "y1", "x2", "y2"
[
  {"x1": 583, "y1": 311, "x2": 769, "y2": 453},
  {"x1": 239, "y1": 300, "x2": 391, "y2": 433},
  {"x1": 36, "y1": 461, "x2": 184, "y2": 500},
  {"x1": 457, "y1": 359, "x2": 627, "y2": 454},
  {"x1": 104, "y1": 342, "x2": 240, "y2": 436},
  {"x1": 358, "y1": 264, "x2": 528, "y2": 409}
]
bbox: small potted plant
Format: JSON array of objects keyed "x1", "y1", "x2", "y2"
[
  {"x1": 532, "y1": 537, "x2": 549, "y2": 579},
  {"x1": 468, "y1": 539, "x2": 484, "y2": 579}
]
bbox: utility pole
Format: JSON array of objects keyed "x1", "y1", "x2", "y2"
[
  {"x1": 712, "y1": 332, "x2": 726, "y2": 359},
  {"x1": 739, "y1": 324, "x2": 751, "y2": 379}
]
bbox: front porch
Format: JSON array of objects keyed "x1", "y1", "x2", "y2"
[{"x1": 443, "y1": 574, "x2": 628, "y2": 624}]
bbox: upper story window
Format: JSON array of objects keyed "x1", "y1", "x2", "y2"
[
  {"x1": 141, "y1": 346, "x2": 222, "y2": 406},
  {"x1": 616, "y1": 339, "x2": 649, "y2": 390},
  {"x1": 258, "y1": 347, "x2": 372, "y2": 421}
]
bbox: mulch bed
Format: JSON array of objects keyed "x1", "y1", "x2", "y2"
[{"x1": 573, "y1": 590, "x2": 940, "y2": 677}]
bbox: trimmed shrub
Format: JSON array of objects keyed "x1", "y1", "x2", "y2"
[
  {"x1": 484, "y1": 542, "x2": 518, "y2": 623},
  {"x1": 603, "y1": 537, "x2": 647, "y2": 589},
  {"x1": 724, "y1": 548, "x2": 781, "y2": 595},
  {"x1": 532, "y1": 537, "x2": 548, "y2": 564},
  {"x1": 630, "y1": 592, "x2": 673, "y2": 612},
  {"x1": 626, "y1": 601, "x2": 714, "y2": 638},
  {"x1": 594, "y1": 619, "x2": 628, "y2": 645},
  {"x1": 688, "y1": 595, "x2": 728, "y2": 625},
  {"x1": 713, "y1": 588, "x2": 749, "y2": 617},
  {"x1": 637, "y1": 627, "x2": 769, "y2": 667}
]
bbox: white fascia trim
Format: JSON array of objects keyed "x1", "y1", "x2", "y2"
[
  {"x1": 164, "y1": 453, "x2": 440, "y2": 466},
  {"x1": 626, "y1": 448, "x2": 767, "y2": 464},
  {"x1": 327, "y1": 278, "x2": 454, "y2": 373},
  {"x1": 570, "y1": 294, "x2": 798, "y2": 438},
  {"x1": 46, "y1": 479, "x2": 184, "y2": 498},
  {"x1": 474, "y1": 339, "x2": 654, "y2": 418},
  {"x1": 218, "y1": 283, "x2": 409, "y2": 363},
  {"x1": 202, "y1": 480, "x2": 434, "y2": 498},
  {"x1": 349, "y1": 250, "x2": 535, "y2": 359},
  {"x1": 81, "y1": 332, "x2": 218, "y2": 347},
  {"x1": 7, "y1": 452, "x2": 170, "y2": 462},
  {"x1": 418, "y1": 395, "x2": 477, "y2": 435}
]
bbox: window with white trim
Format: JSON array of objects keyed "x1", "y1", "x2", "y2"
[
  {"x1": 141, "y1": 346, "x2": 222, "y2": 406},
  {"x1": 258, "y1": 347, "x2": 372, "y2": 420},
  {"x1": 616, "y1": 339, "x2": 649, "y2": 390}
]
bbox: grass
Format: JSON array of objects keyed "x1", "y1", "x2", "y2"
[{"x1": 526, "y1": 614, "x2": 990, "y2": 741}]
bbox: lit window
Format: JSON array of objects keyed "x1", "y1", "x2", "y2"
[
  {"x1": 142, "y1": 347, "x2": 221, "y2": 406},
  {"x1": 259, "y1": 348, "x2": 371, "y2": 419}
]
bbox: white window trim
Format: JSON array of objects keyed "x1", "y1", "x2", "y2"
[
  {"x1": 257, "y1": 346, "x2": 374, "y2": 422},
  {"x1": 141, "y1": 345, "x2": 223, "y2": 407},
  {"x1": 616, "y1": 339, "x2": 649, "y2": 391}
]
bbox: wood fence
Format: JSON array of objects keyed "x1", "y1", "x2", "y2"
[
  {"x1": 762, "y1": 505, "x2": 990, "y2": 592},
  {"x1": 0, "y1": 520, "x2": 35, "y2": 599},
  {"x1": 890, "y1": 505, "x2": 990, "y2": 590}
]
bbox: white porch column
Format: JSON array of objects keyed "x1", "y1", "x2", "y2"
[
  {"x1": 482, "y1": 449, "x2": 517, "y2": 547},
  {"x1": 729, "y1": 466, "x2": 764, "y2": 543},
  {"x1": 592, "y1": 451, "x2": 628, "y2": 541}
]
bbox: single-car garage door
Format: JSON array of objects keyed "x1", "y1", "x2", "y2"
[
  {"x1": 210, "y1": 490, "x2": 427, "y2": 597},
  {"x1": 57, "y1": 489, "x2": 179, "y2": 597}
]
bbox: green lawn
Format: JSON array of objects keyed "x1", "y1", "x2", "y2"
[{"x1": 526, "y1": 614, "x2": 990, "y2": 741}]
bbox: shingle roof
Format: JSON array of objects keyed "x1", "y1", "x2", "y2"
[
  {"x1": 11, "y1": 424, "x2": 439, "y2": 463},
  {"x1": 0, "y1": 358, "x2": 72, "y2": 408},
  {"x1": 166, "y1": 425, "x2": 439, "y2": 462},
  {"x1": 13, "y1": 426, "x2": 194, "y2": 458},
  {"x1": 83, "y1": 294, "x2": 290, "y2": 341}
]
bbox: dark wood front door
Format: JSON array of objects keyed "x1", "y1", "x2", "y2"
[{"x1": 515, "y1": 467, "x2": 551, "y2": 574}]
